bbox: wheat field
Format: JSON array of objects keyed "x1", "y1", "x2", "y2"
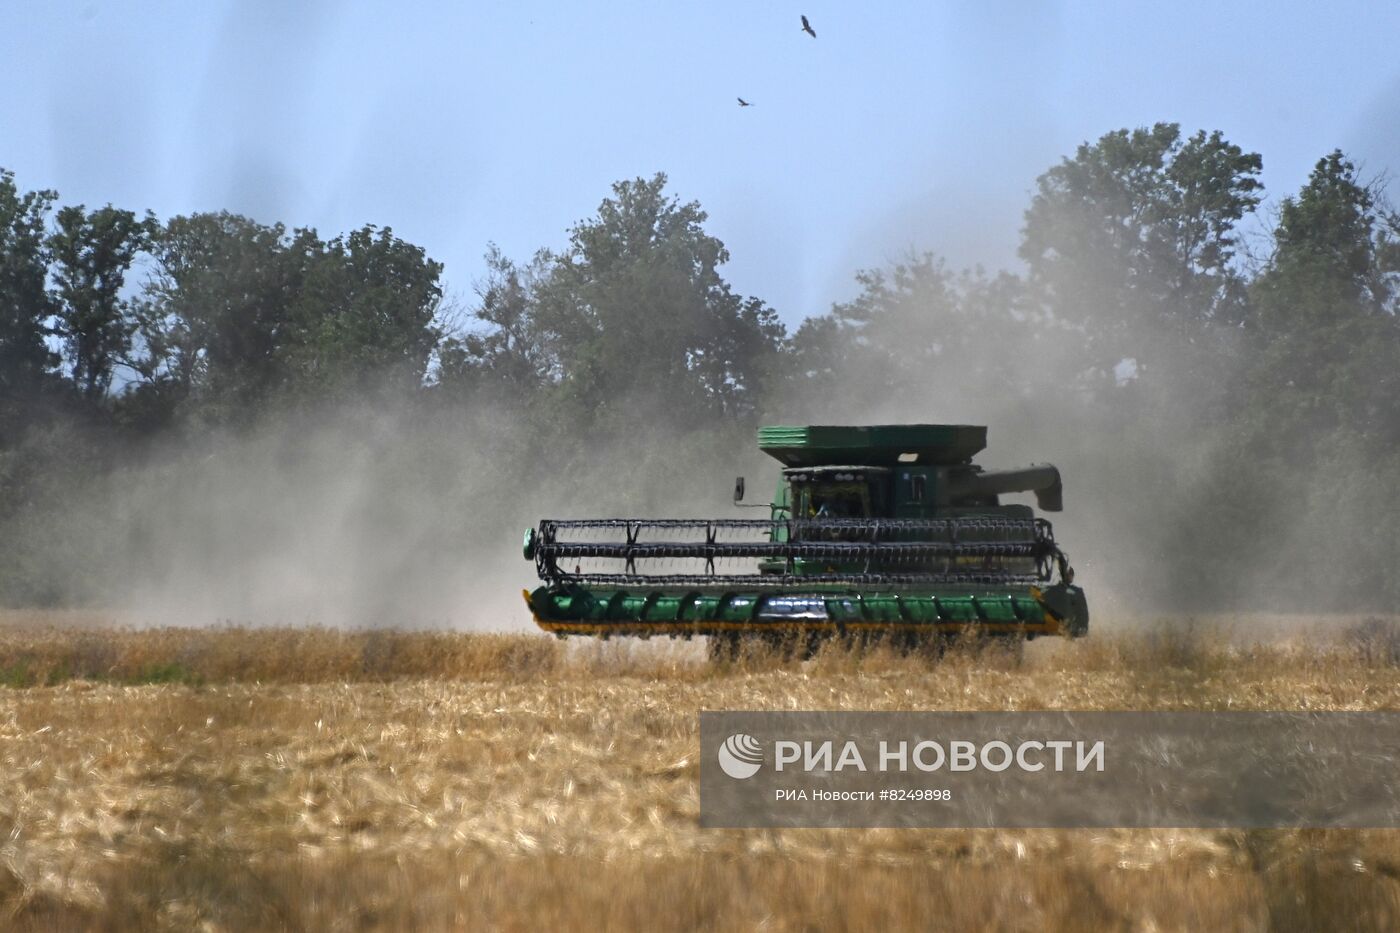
[{"x1": 2, "y1": 612, "x2": 1400, "y2": 931}]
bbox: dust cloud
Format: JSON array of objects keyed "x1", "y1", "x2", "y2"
[
  {"x1": 35, "y1": 394, "x2": 754, "y2": 630},
  {"x1": 43, "y1": 322, "x2": 1387, "y2": 631}
]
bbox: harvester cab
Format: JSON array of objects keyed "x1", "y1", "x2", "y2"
[{"x1": 522, "y1": 424, "x2": 1088, "y2": 648}]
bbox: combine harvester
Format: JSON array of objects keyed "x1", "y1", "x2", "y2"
[{"x1": 522, "y1": 425, "x2": 1087, "y2": 655}]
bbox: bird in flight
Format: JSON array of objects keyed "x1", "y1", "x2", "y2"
[
  {"x1": 801, "y1": 14, "x2": 816, "y2": 38},
  {"x1": 737, "y1": 97, "x2": 753, "y2": 107}
]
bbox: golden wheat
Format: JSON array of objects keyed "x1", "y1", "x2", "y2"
[{"x1": 1, "y1": 613, "x2": 1399, "y2": 930}]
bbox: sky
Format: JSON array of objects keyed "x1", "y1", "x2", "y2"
[{"x1": 3, "y1": 0, "x2": 1400, "y2": 329}]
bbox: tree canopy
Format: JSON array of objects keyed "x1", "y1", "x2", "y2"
[{"x1": 1020, "y1": 123, "x2": 1263, "y2": 387}]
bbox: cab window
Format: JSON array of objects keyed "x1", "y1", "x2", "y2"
[{"x1": 794, "y1": 482, "x2": 870, "y2": 519}]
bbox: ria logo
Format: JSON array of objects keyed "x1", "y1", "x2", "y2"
[{"x1": 718, "y1": 733, "x2": 764, "y2": 779}]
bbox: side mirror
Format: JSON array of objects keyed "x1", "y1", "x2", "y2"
[{"x1": 733, "y1": 476, "x2": 746, "y2": 503}]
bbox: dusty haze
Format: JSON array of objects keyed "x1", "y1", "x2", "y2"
[
  {"x1": 28, "y1": 400, "x2": 763, "y2": 629},
  {"x1": 28, "y1": 339, "x2": 1388, "y2": 632}
]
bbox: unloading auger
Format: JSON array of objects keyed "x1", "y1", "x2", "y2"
[{"x1": 521, "y1": 425, "x2": 1088, "y2": 648}]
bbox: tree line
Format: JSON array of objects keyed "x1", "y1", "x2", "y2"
[{"x1": 3, "y1": 123, "x2": 1399, "y2": 610}]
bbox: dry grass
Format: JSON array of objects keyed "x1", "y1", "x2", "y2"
[{"x1": 2, "y1": 612, "x2": 1400, "y2": 930}]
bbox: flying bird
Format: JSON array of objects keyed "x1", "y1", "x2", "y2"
[
  {"x1": 800, "y1": 14, "x2": 816, "y2": 38},
  {"x1": 737, "y1": 97, "x2": 753, "y2": 107}
]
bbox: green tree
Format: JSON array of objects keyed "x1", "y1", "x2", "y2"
[
  {"x1": 48, "y1": 204, "x2": 153, "y2": 403},
  {"x1": 286, "y1": 224, "x2": 443, "y2": 394},
  {"x1": 134, "y1": 214, "x2": 445, "y2": 423},
  {"x1": 1247, "y1": 152, "x2": 1400, "y2": 450},
  {"x1": 133, "y1": 213, "x2": 311, "y2": 422},
  {"x1": 787, "y1": 257, "x2": 1043, "y2": 413},
  {"x1": 437, "y1": 245, "x2": 554, "y2": 400},
  {"x1": 1020, "y1": 124, "x2": 1263, "y2": 385},
  {"x1": 532, "y1": 173, "x2": 783, "y2": 426},
  {"x1": 0, "y1": 170, "x2": 59, "y2": 433}
]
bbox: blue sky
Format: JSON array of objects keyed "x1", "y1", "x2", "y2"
[{"x1": 3, "y1": 1, "x2": 1399, "y2": 328}]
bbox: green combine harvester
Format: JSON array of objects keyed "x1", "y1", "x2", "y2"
[{"x1": 522, "y1": 424, "x2": 1087, "y2": 652}]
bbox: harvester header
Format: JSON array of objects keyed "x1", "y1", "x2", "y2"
[{"x1": 521, "y1": 424, "x2": 1088, "y2": 652}]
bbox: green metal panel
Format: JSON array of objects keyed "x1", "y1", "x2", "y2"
[
  {"x1": 934, "y1": 596, "x2": 978, "y2": 622},
  {"x1": 978, "y1": 598, "x2": 1019, "y2": 623},
  {"x1": 758, "y1": 424, "x2": 987, "y2": 467},
  {"x1": 902, "y1": 596, "x2": 941, "y2": 623},
  {"x1": 825, "y1": 597, "x2": 862, "y2": 623},
  {"x1": 862, "y1": 594, "x2": 903, "y2": 621},
  {"x1": 687, "y1": 594, "x2": 724, "y2": 620},
  {"x1": 527, "y1": 585, "x2": 1075, "y2": 629}
]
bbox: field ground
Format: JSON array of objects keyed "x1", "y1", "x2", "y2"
[{"x1": 3, "y1": 612, "x2": 1400, "y2": 930}]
